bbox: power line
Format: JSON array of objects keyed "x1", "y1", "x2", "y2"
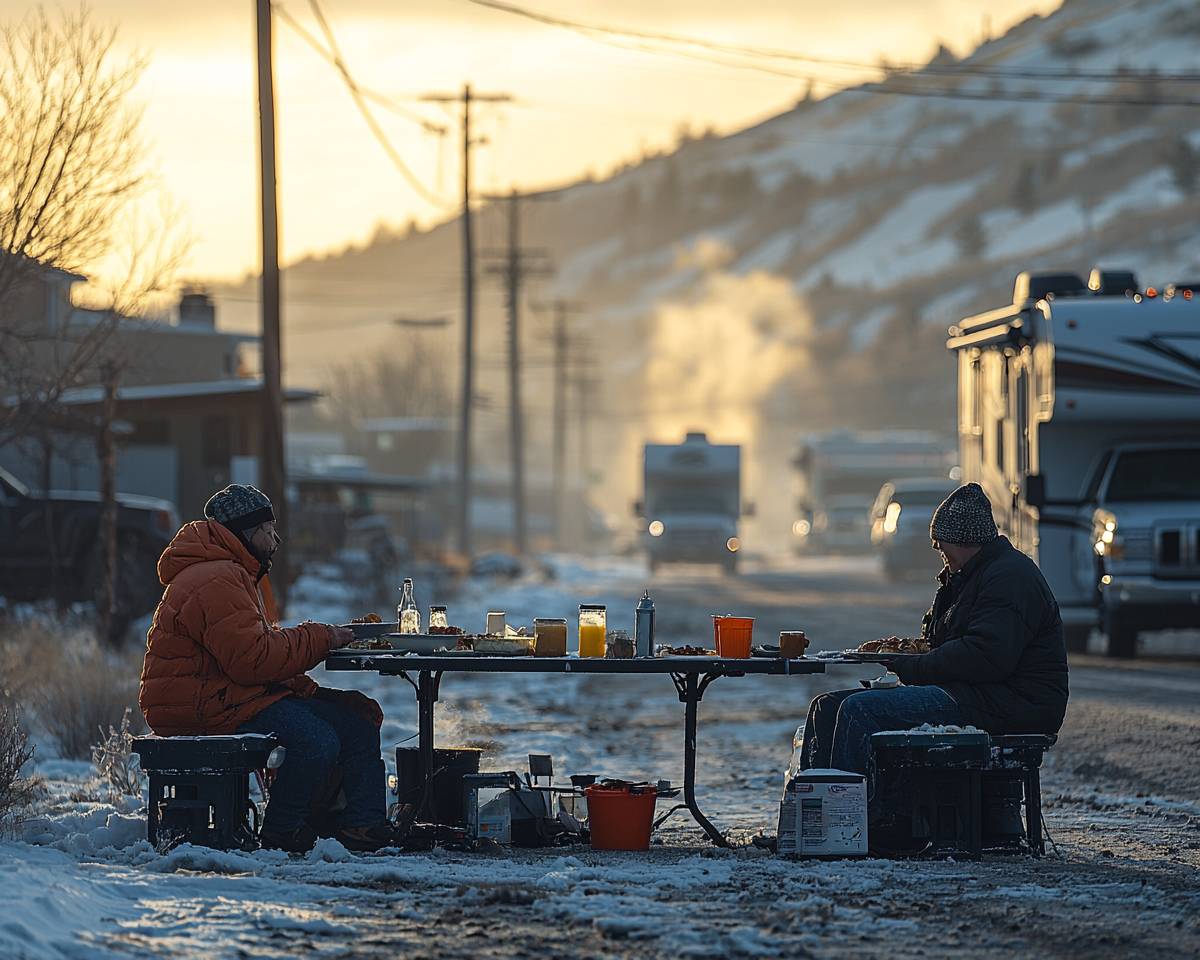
[
  {"x1": 463, "y1": 0, "x2": 1200, "y2": 106},
  {"x1": 274, "y1": 5, "x2": 448, "y2": 129},
  {"x1": 464, "y1": 0, "x2": 1200, "y2": 85},
  {"x1": 274, "y1": 1, "x2": 455, "y2": 208}
]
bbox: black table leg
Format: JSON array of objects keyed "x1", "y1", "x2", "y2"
[
  {"x1": 670, "y1": 671, "x2": 730, "y2": 848},
  {"x1": 399, "y1": 670, "x2": 443, "y2": 820}
]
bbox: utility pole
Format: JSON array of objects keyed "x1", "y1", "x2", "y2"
[
  {"x1": 256, "y1": 0, "x2": 287, "y2": 610},
  {"x1": 483, "y1": 190, "x2": 553, "y2": 555},
  {"x1": 533, "y1": 299, "x2": 584, "y2": 549},
  {"x1": 421, "y1": 84, "x2": 511, "y2": 557}
]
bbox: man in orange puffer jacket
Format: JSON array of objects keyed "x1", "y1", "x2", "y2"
[{"x1": 140, "y1": 484, "x2": 397, "y2": 852}]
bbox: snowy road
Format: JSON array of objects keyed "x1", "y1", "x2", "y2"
[{"x1": 7, "y1": 554, "x2": 1200, "y2": 959}]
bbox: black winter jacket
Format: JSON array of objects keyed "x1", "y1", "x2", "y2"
[{"x1": 896, "y1": 536, "x2": 1069, "y2": 735}]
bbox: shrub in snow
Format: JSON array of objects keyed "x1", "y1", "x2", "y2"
[
  {"x1": 30, "y1": 630, "x2": 142, "y2": 760},
  {"x1": 0, "y1": 706, "x2": 40, "y2": 836},
  {"x1": 92, "y1": 707, "x2": 143, "y2": 798}
]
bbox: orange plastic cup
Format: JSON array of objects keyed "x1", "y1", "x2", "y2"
[{"x1": 712, "y1": 615, "x2": 754, "y2": 658}]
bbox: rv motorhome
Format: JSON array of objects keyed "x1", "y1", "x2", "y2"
[{"x1": 948, "y1": 269, "x2": 1200, "y2": 657}]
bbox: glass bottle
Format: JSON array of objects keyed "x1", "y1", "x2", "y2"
[
  {"x1": 398, "y1": 578, "x2": 420, "y2": 634},
  {"x1": 578, "y1": 604, "x2": 606, "y2": 657},
  {"x1": 429, "y1": 605, "x2": 448, "y2": 629}
]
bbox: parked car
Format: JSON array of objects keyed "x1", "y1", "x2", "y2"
[
  {"x1": 871, "y1": 477, "x2": 960, "y2": 581},
  {"x1": 0, "y1": 465, "x2": 178, "y2": 638},
  {"x1": 808, "y1": 494, "x2": 875, "y2": 555}
]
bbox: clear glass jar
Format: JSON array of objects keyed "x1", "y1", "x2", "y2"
[
  {"x1": 429, "y1": 605, "x2": 448, "y2": 629},
  {"x1": 578, "y1": 604, "x2": 606, "y2": 657},
  {"x1": 533, "y1": 618, "x2": 567, "y2": 657}
]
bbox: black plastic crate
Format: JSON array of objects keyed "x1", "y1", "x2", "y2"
[
  {"x1": 134, "y1": 734, "x2": 278, "y2": 773},
  {"x1": 133, "y1": 735, "x2": 278, "y2": 850}
]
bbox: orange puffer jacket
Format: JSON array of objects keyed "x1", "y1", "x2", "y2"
[{"x1": 139, "y1": 520, "x2": 335, "y2": 736}]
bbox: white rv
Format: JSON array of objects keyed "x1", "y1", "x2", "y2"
[{"x1": 948, "y1": 269, "x2": 1200, "y2": 657}]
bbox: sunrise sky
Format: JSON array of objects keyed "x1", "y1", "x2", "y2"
[{"x1": 3, "y1": 0, "x2": 1060, "y2": 281}]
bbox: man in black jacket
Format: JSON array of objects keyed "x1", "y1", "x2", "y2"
[{"x1": 799, "y1": 482, "x2": 1069, "y2": 777}]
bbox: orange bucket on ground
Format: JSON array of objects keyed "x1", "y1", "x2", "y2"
[
  {"x1": 712, "y1": 615, "x2": 754, "y2": 658},
  {"x1": 585, "y1": 785, "x2": 658, "y2": 850}
]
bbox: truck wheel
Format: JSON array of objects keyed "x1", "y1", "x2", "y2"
[
  {"x1": 1062, "y1": 624, "x2": 1091, "y2": 654},
  {"x1": 1104, "y1": 615, "x2": 1139, "y2": 659}
]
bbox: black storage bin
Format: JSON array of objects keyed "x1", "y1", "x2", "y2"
[
  {"x1": 397, "y1": 747, "x2": 481, "y2": 825},
  {"x1": 133, "y1": 735, "x2": 278, "y2": 850}
]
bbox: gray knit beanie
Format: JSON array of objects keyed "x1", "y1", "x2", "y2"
[
  {"x1": 929, "y1": 483, "x2": 998, "y2": 546},
  {"x1": 204, "y1": 484, "x2": 275, "y2": 536}
]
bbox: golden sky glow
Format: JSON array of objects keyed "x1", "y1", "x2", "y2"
[{"x1": 3, "y1": 0, "x2": 1060, "y2": 281}]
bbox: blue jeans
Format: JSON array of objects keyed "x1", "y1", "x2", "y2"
[
  {"x1": 799, "y1": 686, "x2": 965, "y2": 777},
  {"x1": 238, "y1": 695, "x2": 386, "y2": 833}
]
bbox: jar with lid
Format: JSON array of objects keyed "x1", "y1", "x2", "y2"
[
  {"x1": 429, "y1": 605, "x2": 448, "y2": 629},
  {"x1": 578, "y1": 604, "x2": 606, "y2": 658}
]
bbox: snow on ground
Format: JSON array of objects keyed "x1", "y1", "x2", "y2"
[{"x1": 5, "y1": 554, "x2": 1200, "y2": 958}]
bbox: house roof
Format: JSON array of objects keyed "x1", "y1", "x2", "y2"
[{"x1": 17, "y1": 378, "x2": 319, "y2": 406}]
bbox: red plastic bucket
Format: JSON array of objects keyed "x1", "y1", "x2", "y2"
[
  {"x1": 585, "y1": 785, "x2": 658, "y2": 850},
  {"x1": 712, "y1": 615, "x2": 754, "y2": 658}
]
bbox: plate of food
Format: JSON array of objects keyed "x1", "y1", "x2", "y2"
[
  {"x1": 656, "y1": 645, "x2": 717, "y2": 658},
  {"x1": 332, "y1": 637, "x2": 394, "y2": 652},
  {"x1": 471, "y1": 636, "x2": 534, "y2": 656},
  {"x1": 840, "y1": 638, "x2": 930, "y2": 661},
  {"x1": 341, "y1": 614, "x2": 392, "y2": 639},
  {"x1": 384, "y1": 634, "x2": 454, "y2": 655}
]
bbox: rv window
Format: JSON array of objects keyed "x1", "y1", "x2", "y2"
[
  {"x1": 1104, "y1": 449, "x2": 1200, "y2": 503},
  {"x1": 652, "y1": 492, "x2": 727, "y2": 514}
]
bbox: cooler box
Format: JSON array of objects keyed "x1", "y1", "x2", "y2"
[{"x1": 777, "y1": 769, "x2": 867, "y2": 858}]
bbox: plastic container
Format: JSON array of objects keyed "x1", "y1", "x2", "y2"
[
  {"x1": 579, "y1": 604, "x2": 606, "y2": 658},
  {"x1": 712, "y1": 615, "x2": 754, "y2": 658},
  {"x1": 585, "y1": 785, "x2": 658, "y2": 850}
]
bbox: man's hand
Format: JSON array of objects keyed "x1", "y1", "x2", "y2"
[
  {"x1": 328, "y1": 625, "x2": 354, "y2": 648},
  {"x1": 314, "y1": 687, "x2": 385, "y2": 729}
]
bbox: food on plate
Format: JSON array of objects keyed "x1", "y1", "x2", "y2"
[
  {"x1": 657, "y1": 645, "x2": 716, "y2": 657},
  {"x1": 857, "y1": 638, "x2": 931, "y2": 654},
  {"x1": 429, "y1": 624, "x2": 465, "y2": 636},
  {"x1": 344, "y1": 637, "x2": 391, "y2": 650},
  {"x1": 350, "y1": 613, "x2": 383, "y2": 624}
]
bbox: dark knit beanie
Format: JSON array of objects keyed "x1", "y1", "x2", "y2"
[
  {"x1": 929, "y1": 482, "x2": 998, "y2": 546},
  {"x1": 204, "y1": 484, "x2": 275, "y2": 536}
]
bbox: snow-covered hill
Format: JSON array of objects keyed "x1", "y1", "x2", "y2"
[{"x1": 214, "y1": 0, "x2": 1200, "y2": 551}]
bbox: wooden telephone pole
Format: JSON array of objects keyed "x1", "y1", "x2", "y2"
[
  {"x1": 421, "y1": 85, "x2": 511, "y2": 557},
  {"x1": 256, "y1": 0, "x2": 287, "y2": 609},
  {"x1": 483, "y1": 190, "x2": 553, "y2": 554}
]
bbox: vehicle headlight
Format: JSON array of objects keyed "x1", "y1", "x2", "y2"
[
  {"x1": 726, "y1": 537, "x2": 740, "y2": 552},
  {"x1": 882, "y1": 501, "x2": 902, "y2": 534},
  {"x1": 792, "y1": 519, "x2": 810, "y2": 537},
  {"x1": 648, "y1": 520, "x2": 664, "y2": 537},
  {"x1": 1093, "y1": 509, "x2": 1117, "y2": 556}
]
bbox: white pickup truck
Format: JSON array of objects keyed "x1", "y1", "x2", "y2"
[{"x1": 947, "y1": 268, "x2": 1200, "y2": 657}]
